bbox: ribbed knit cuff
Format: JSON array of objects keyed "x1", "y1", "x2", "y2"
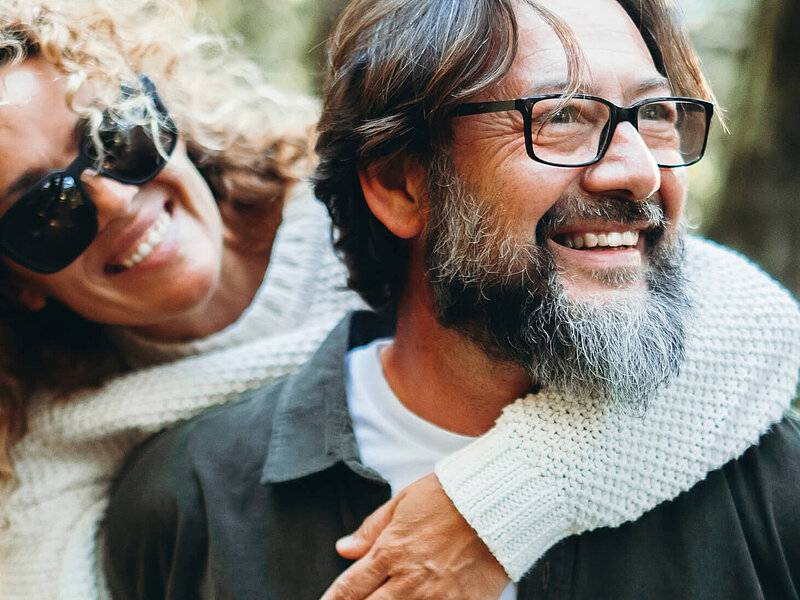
[{"x1": 435, "y1": 425, "x2": 575, "y2": 582}]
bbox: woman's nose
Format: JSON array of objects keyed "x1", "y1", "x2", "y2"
[{"x1": 79, "y1": 171, "x2": 139, "y2": 228}]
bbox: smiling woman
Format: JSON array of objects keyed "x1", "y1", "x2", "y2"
[
  {"x1": 0, "y1": 0, "x2": 362, "y2": 597},
  {"x1": 0, "y1": 60, "x2": 230, "y2": 334},
  {"x1": 0, "y1": 0, "x2": 310, "y2": 476}
]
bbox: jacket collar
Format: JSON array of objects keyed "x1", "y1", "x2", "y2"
[{"x1": 261, "y1": 310, "x2": 394, "y2": 484}]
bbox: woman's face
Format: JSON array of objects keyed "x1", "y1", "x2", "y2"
[{"x1": 0, "y1": 57, "x2": 226, "y2": 328}]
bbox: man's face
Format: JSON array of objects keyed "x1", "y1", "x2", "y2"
[
  {"x1": 447, "y1": 0, "x2": 687, "y2": 301},
  {"x1": 424, "y1": 0, "x2": 691, "y2": 405}
]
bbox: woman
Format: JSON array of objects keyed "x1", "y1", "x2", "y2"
[
  {"x1": 0, "y1": 1, "x2": 360, "y2": 597},
  {"x1": 0, "y1": 1, "x2": 797, "y2": 599}
]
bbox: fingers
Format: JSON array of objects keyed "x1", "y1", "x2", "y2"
[
  {"x1": 319, "y1": 552, "x2": 388, "y2": 600},
  {"x1": 336, "y1": 494, "x2": 401, "y2": 560},
  {"x1": 323, "y1": 570, "x2": 506, "y2": 600},
  {"x1": 324, "y1": 473, "x2": 509, "y2": 600}
]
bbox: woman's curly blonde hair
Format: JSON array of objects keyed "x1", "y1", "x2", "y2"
[{"x1": 0, "y1": 0, "x2": 319, "y2": 485}]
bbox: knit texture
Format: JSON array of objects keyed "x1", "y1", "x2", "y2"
[{"x1": 436, "y1": 236, "x2": 800, "y2": 581}]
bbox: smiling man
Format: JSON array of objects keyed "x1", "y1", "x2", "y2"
[
  {"x1": 345, "y1": 0, "x2": 706, "y2": 420},
  {"x1": 103, "y1": 0, "x2": 800, "y2": 598}
]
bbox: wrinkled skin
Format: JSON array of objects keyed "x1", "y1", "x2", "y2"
[{"x1": 320, "y1": 474, "x2": 509, "y2": 600}]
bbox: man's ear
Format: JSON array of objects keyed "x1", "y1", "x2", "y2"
[{"x1": 358, "y1": 156, "x2": 427, "y2": 239}]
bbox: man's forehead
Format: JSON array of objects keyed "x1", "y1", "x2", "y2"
[{"x1": 494, "y1": 0, "x2": 665, "y2": 100}]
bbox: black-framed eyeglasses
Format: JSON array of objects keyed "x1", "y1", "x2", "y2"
[
  {"x1": 452, "y1": 94, "x2": 713, "y2": 169},
  {"x1": 0, "y1": 75, "x2": 178, "y2": 274}
]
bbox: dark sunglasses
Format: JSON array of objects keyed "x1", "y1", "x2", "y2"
[{"x1": 0, "y1": 75, "x2": 178, "y2": 274}]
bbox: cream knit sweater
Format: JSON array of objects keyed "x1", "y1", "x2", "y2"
[
  {"x1": 437, "y1": 237, "x2": 800, "y2": 581},
  {"x1": 0, "y1": 190, "x2": 364, "y2": 599},
  {"x1": 0, "y1": 187, "x2": 797, "y2": 597}
]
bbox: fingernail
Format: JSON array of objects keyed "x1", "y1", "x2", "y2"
[{"x1": 335, "y1": 535, "x2": 354, "y2": 550}]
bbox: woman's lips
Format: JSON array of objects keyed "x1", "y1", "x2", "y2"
[
  {"x1": 118, "y1": 210, "x2": 172, "y2": 269},
  {"x1": 104, "y1": 203, "x2": 174, "y2": 274}
]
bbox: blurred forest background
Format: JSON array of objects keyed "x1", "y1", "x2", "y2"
[{"x1": 196, "y1": 0, "x2": 799, "y2": 301}]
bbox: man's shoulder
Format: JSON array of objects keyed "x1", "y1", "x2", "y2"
[
  {"x1": 663, "y1": 413, "x2": 800, "y2": 552},
  {"x1": 108, "y1": 309, "x2": 390, "y2": 504},
  {"x1": 107, "y1": 376, "x2": 290, "y2": 519},
  {"x1": 727, "y1": 411, "x2": 800, "y2": 488},
  {"x1": 103, "y1": 310, "x2": 393, "y2": 599},
  {"x1": 102, "y1": 376, "x2": 302, "y2": 600},
  {"x1": 170, "y1": 381, "x2": 287, "y2": 471},
  {"x1": 527, "y1": 415, "x2": 800, "y2": 599},
  {"x1": 681, "y1": 414, "x2": 800, "y2": 578}
]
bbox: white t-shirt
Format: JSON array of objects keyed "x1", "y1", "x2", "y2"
[{"x1": 346, "y1": 338, "x2": 517, "y2": 600}]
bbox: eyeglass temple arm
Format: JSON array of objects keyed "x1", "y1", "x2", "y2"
[{"x1": 451, "y1": 100, "x2": 519, "y2": 117}]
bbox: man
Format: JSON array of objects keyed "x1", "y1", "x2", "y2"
[{"x1": 103, "y1": 0, "x2": 800, "y2": 598}]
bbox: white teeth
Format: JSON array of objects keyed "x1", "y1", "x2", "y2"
[
  {"x1": 622, "y1": 231, "x2": 638, "y2": 245},
  {"x1": 562, "y1": 230, "x2": 640, "y2": 250},
  {"x1": 115, "y1": 209, "x2": 172, "y2": 270}
]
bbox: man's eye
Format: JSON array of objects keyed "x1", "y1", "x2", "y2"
[
  {"x1": 640, "y1": 103, "x2": 675, "y2": 121},
  {"x1": 546, "y1": 106, "x2": 581, "y2": 124}
]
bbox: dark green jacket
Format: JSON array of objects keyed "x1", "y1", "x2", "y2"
[{"x1": 103, "y1": 311, "x2": 800, "y2": 600}]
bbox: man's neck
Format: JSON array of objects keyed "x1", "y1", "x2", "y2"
[{"x1": 379, "y1": 270, "x2": 535, "y2": 436}]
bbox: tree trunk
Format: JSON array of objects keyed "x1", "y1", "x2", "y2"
[{"x1": 706, "y1": 0, "x2": 800, "y2": 298}]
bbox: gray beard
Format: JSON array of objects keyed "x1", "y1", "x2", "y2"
[{"x1": 423, "y1": 155, "x2": 689, "y2": 411}]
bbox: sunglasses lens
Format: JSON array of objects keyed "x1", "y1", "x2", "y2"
[
  {"x1": 97, "y1": 118, "x2": 177, "y2": 183},
  {"x1": 0, "y1": 175, "x2": 97, "y2": 274}
]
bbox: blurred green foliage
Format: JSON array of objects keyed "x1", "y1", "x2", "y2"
[{"x1": 197, "y1": 0, "x2": 347, "y2": 94}]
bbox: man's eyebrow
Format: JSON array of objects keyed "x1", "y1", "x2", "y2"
[
  {"x1": 520, "y1": 79, "x2": 573, "y2": 96},
  {"x1": 634, "y1": 76, "x2": 672, "y2": 95},
  {"x1": 519, "y1": 76, "x2": 673, "y2": 99}
]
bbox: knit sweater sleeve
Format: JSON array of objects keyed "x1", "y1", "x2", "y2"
[{"x1": 435, "y1": 236, "x2": 800, "y2": 582}]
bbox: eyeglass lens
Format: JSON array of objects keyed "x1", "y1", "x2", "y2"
[{"x1": 529, "y1": 98, "x2": 708, "y2": 167}]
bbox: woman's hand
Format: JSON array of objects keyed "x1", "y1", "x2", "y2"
[{"x1": 320, "y1": 473, "x2": 509, "y2": 600}]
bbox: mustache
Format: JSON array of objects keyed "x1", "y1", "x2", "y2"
[{"x1": 536, "y1": 194, "x2": 666, "y2": 243}]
